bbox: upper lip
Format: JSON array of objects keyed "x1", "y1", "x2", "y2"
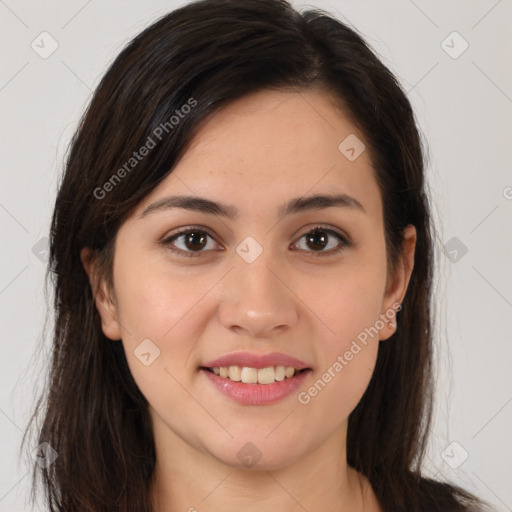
[{"x1": 202, "y1": 351, "x2": 311, "y2": 370}]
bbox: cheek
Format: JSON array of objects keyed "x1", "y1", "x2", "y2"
[
  {"x1": 300, "y1": 253, "x2": 388, "y2": 352},
  {"x1": 296, "y1": 342, "x2": 379, "y2": 448},
  {"x1": 296, "y1": 279, "x2": 382, "y2": 435},
  {"x1": 111, "y1": 254, "x2": 214, "y2": 397},
  {"x1": 113, "y1": 249, "x2": 209, "y2": 340},
  {"x1": 293, "y1": 249, "x2": 386, "y2": 420}
]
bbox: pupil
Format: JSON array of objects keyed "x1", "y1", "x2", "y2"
[
  {"x1": 307, "y1": 230, "x2": 327, "y2": 250},
  {"x1": 185, "y1": 232, "x2": 207, "y2": 251}
]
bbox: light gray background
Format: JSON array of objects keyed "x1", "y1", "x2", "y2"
[{"x1": 1, "y1": 1, "x2": 511, "y2": 511}]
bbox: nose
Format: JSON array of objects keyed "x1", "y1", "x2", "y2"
[{"x1": 218, "y1": 249, "x2": 299, "y2": 339}]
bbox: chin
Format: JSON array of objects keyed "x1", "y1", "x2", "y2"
[{"x1": 206, "y1": 436, "x2": 304, "y2": 472}]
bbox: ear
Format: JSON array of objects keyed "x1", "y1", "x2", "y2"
[
  {"x1": 80, "y1": 247, "x2": 122, "y2": 341},
  {"x1": 379, "y1": 225, "x2": 416, "y2": 341}
]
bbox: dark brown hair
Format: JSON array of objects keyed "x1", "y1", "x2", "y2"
[{"x1": 24, "y1": 0, "x2": 487, "y2": 510}]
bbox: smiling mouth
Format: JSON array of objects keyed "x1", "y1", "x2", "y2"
[{"x1": 201, "y1": 365, "x2": 310, "y2": 385}]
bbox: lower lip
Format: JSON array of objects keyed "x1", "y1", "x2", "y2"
[{"x1": 200, "y1": 368, "x2": 311, "y2": 405}]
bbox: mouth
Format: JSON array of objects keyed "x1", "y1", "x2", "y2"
[
  {"x1": 199, "y1": 351, "x2": 313, "y2": 404},
  {"x1": 201, "y1": 365, "x2": 311, "y2": 385},
  {"x1": 200, "y1": 365, "x2": 312, "y2": 405}
]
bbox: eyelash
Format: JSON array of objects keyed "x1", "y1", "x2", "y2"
[{"x1": 160, "y1": 224, "x2": 351, "y2": 259}]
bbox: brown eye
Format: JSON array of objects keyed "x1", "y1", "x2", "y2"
[
  {"x1": 293, "y1": 226, "x2": 349, "y2": 255},
  {"x1": 162, "y1": 228, "x2": 219, "y2": 257},
  {"x1": 305, "y1": 229, "x2": 329, "y2": 251},
  {"x1": 180, "y1": 231, "x2": 208, "y2": 251}
]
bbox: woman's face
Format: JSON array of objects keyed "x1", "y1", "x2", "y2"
[{"x1": 85, "y1": 88, "x2": 415, "y2": 470}]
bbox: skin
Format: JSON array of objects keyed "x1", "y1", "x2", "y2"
[{"x1": 82, "y1": 88, "x2": 416, "y2": 512}]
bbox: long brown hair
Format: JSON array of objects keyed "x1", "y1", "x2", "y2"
[{"x1": 24, "y1": 0, "x2": 487, "y2": 510}]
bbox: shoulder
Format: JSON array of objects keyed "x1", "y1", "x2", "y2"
[
  {"x1": 413, "y1": 477, "x2": 492, "y2": 512},
  {"x1": 365, "y1": 472, "x2": 492, "y2": 512}
]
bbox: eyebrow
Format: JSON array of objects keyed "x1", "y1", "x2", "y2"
[{"x1": 139, "y1": 193, "x2": 366, "y2": 220}]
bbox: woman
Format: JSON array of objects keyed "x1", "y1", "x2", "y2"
[{"x1": 25, "y1": 0, "x2": 488, "y2": 510}]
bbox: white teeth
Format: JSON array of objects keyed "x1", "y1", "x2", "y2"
[
  {"x1": 274, "y1": 366, "x2": 285, "y2": 381},
  {"x1": 240, "y1": 367, "x2": 258, "y2": 383},
  {"x1": 228, "y1": 365, "x2": 241, "y2": 382},
  {"x1": 210, "y1": 365, "x2": 299, "y2": 384},
  {"x1": 257, "y1": 367, "x2": 275, "y2": 384}
]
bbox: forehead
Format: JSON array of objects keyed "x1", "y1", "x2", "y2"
[{"x1": 134, "y1": 88, "x2": 382, "y2": 220}]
